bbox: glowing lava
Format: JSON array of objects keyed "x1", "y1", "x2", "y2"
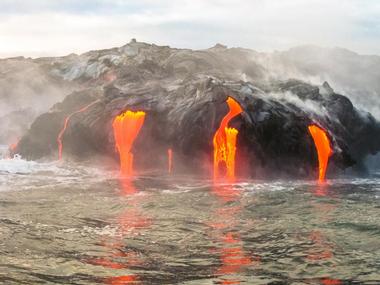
[
  {"x1": 57, "y1": 100, "x2": 98, "y2": 160},
  {"x1": 113, "y1": 110, "x2": 146, "y2": 176},
  {"x1": 168, "y1": 148, "x2": 173, "y2": 174},
  {"x1": 213, "y1": 97, "x2": 243, "y2": 181},
  {"x1": 9, "y1": 142, "x2": 18, "y2": 152},
  {"x1": 308, "y1": 124, "x2": 333, "y2": 182},
  {"x1": 8, "y1": 138, "x2": 19, "y2": 155}
]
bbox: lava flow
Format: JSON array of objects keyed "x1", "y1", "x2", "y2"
[
  {"x1": 213, "y1": 97, "x2": 243, "y2": 181},
  {"x1": 57, "y1": 100, "x2": 98, "y2": 160},
  {"x1": 113, "y1": 110, "x2": 146, "y2": 176},
  {"x1": 8, "y1": 138, "x2": 19, "y2": 156},
  {"x1": 308, "y1": 124, "x2": 333, "y2": 182},
  {"x1": 168, "y1": 148, "x2": 173, "y2": 174}
]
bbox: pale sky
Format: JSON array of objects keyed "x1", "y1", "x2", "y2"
[{"x1": 0, "y1": 0, "x2": 379, "y2": 58}]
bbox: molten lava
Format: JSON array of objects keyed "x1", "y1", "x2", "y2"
[
  {"x1": 308, "y1": 124, "x2": 333, "y2": 182},
  {"x1": 113, "y1": 110, "x2": 146, "y2": 176},
  {"x1": 57, "y1": 100, "x2": 98, "y2": 160},
  {"x1": 8, "y1": 138, "x2": 19, "y2": 154},
  {"x1": 213, "y1": 97, "x2": 243, "y2": 181},
  {"x1": 168, "y1": 148, "x2": 173, "y2": 174},
  {"x1": 9, "y1": 142, "x2": 18, "y2": 152}
]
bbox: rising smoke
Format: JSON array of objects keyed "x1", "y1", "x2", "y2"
[{"x1": 0, "y1": 57, "x2": 78, "y2": 144}]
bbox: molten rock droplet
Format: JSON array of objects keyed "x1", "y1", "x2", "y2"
[{"x1": 113, "y1": 111, "x2": 146, "y2": 176}]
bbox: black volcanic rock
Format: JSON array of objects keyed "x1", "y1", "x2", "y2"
[
  {"x1": 3, "y1": 41, "x2": 380, "y2": 149},
  {"x1": 16, "y1": 73, "x2": 380, "y2": 178},
  {"x1": 6, "y1": 41, "x2": 380, "y2": 178}
]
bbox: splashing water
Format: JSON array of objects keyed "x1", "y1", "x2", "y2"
[
  {"x1": 112, "y1": 111, "x2": 146, "y2": 176},
  {"x1": 213, "y1": 97, "x2": 243, "y2": 181}
]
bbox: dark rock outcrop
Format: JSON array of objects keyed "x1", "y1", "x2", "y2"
[
  {"x1": 16, "y1": 75, "x2": 380, "y2": 178},
  {"x1": 3, "y1": 41, "x2": 380, "y2": 146}
]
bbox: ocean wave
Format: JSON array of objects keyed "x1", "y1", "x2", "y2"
[{"x1": 0, "y1": 155, "x2": 114, "y2": 192}]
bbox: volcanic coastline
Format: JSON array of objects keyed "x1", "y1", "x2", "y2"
[{"x1": 9, "y1": 40, "x2": 380, "y2": 179}]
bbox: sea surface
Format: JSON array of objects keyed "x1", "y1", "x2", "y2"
[{"x1": 0, "y1": 154, "x2": 379, "y2": 284}]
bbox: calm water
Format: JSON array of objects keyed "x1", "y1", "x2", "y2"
[{"x1": 0, "y1": 157, "x2": 379, "y2": 284}]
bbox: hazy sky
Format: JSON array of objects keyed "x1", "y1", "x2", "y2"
[{"x1": 0, "y1": 0, "x2": 379, "y2": 57}]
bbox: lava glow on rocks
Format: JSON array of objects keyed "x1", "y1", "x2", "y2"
[
  {"x1": 308, "y1": 124, "x2": 333, "y2": 182},
  {"x1": 213, "y1": 97, "x2": 243, "y2": 181},
  {"x1": 113, "y1": 110, "x2": 146, "y2": 176},
  {"x1": 57, "y1": 100, "x2": 98, "y2": 160}
]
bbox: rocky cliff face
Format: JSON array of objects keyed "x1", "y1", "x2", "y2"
[
  {"x1": 3, "y1": 41, "x2": 380, "y2": 146},
  {"x1": 6, "y1": 40, "x2": 380, "y2": 178}
]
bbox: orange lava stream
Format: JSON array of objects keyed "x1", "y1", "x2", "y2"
[
  {"x1": 9, "y1": 142, "x2": 18, "y2": 152},
  {"x1": 57, "y1": 100, "x2": 98, "y2": 160},
  {"x1": 113, "y1": 111, "x2": 146, "y2": 176},
  {"x1": 168, "y1": 148, "x2": 173, "y2": 174},
  {"x1": 213, "y1": 97, "x2": 243, "y2": 181},
  {"x1": 308, "y1": 124, "x2": 333, "y2": 182},
  {"x1": 8, "y1": 138, "x2": 19, "y2": 154},
  {"x1": 7, "y1": 139, "x2": 19, "y2": 158}
]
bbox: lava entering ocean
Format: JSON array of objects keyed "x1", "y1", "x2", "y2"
[
  {"x1": 213, "y1": 97, "x2": 243, "y2": 181},
  {"x1": 168, "y1": 148, "x2": 173, "y2": 174},
  {"x1": 113, "y1": 110, "x2": 146, "y2": 176},
  {"x1": 308, "y1": 124, "x2": 333, "y2": 182},
  {"x1": 57, "y1": 100, "x2": 98, "y2": 160}
]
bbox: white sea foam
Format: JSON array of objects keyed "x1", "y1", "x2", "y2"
[
  {"x1": 0, "y1": 155, "x2": 113, "y2": 192},
  {"x1": 0, "y1": 145, "x2": 9, "y2": 159},
  {"x1": 0, "y1": 155, "x2": 61, "y2": 174}
]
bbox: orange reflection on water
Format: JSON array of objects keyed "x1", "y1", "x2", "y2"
[
  {"x1": 306, "y1": 189, "x2": 335, "y2": 262},
  {"x1": 315, "y1": 182, "x2": 328, "y2": 197},
  {"x1": 118, "y1": 179, "x2": 152, "y2": 231},
  {"x1": 104, "y1": 275, "x2": 139, "y2": 285},
  {"x1": 85, "y1": 179, "x2": 150, "y2": 285},
  {"x1": 210, "y1": 185, "x2": 258, "y2": 284},
  {"x1": 321, "y1": 278, "x2": 342, "y2": 285},
  {"x1": 120, "y1": 179, "x2": 138, "y2": 195},
  {"x1": 212, "y1": 185, "x2": 241, "y2": 203},
  {"x1": 216, "y1": 232, "x2": 254, "y2": 277},
  {"x1": 306, "y1": 230, "x2": 334, "y2": 261}
]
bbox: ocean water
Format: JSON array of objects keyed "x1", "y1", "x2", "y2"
[{"x1": 0, "y1": 156, "x2": 379, "y2": 284}]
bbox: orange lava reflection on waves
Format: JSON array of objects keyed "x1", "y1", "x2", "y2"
[
  {"x1": 85, "y1": 180, "x2": 150, "y2": 285},
  {"x1": 209, "y1": 185, "x2": 260, "y2": 284},
  {"x1": 308, "y1": 124, "x2": 333, "y2": 182},
  {"x1": 213, "y1": 97, "x2": 243, "y2": 182},
  {"x1": 321, "y1": 279, "x2": 342, "y2": 285},
  {"x1": 113, "y1": 111, "x2": 146, "y2": 176}
]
